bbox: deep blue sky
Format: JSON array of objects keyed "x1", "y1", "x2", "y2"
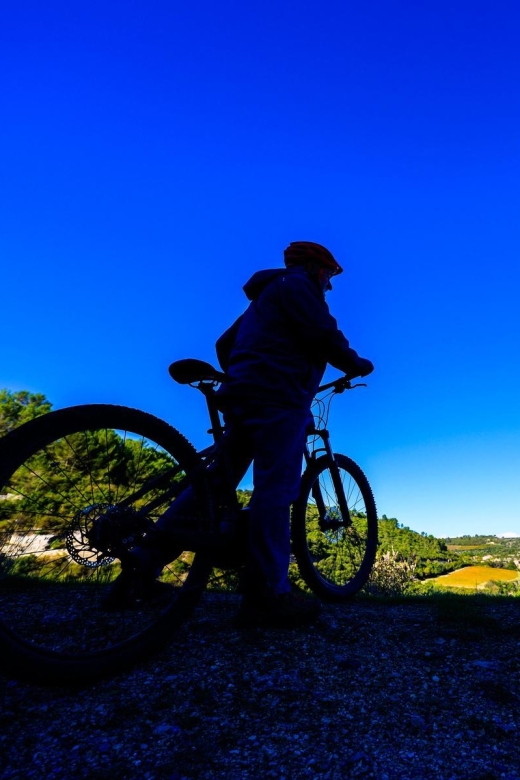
[{"x1": 2, "y1": 1, "x2": 519, "y2": 537}]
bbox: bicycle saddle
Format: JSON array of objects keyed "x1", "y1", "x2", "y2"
[{"x1": 168, "y1": 358, "x2": 226, "y2": 384}]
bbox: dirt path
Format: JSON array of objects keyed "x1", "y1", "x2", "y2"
[{"x1": 1, "y1": 595, "x2": 520, "y2": 780}]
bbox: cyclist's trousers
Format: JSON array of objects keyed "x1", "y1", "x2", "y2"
[{"x1": 156, "y1": 403, "x2": 310, "y2": 598}]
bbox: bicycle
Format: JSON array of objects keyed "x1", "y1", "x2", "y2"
[{"x1": 0, "y1": 359, "x2": 377, "y2": 684}]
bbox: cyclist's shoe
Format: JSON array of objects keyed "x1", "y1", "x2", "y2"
[
  {"x1": 235, "y1": 589, "x2": 321, "y2": 629},
  {"x1": 100, "y1": 568, "x2": 173, "y2": 611}
]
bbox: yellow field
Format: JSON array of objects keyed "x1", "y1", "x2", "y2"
[
  {"x1": 428, "y1": 566, "x2": 519, "y2": 590},
  {"x1": 446, "y1": 545, "x2": 487, "y2": 551}
]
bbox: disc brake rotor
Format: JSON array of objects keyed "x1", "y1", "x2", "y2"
[{"x1": 66, "y1": 504, "x2": 152, "y2": 568}]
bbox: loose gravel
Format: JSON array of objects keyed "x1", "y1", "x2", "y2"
[{"x1": 2, "y1": 594, "x2": 520, "y2": 780}]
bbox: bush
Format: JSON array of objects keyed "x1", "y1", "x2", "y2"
[
  {"x1": 364, "y1": 549, "x2": 417, "y2": 597},
  {"x1": 491, "y1": 579, "x2": 520, "y2": 596}
]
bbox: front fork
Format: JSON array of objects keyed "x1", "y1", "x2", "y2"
[{"x1": 305, "y1": 428, "x2": 352, "y2": 529}]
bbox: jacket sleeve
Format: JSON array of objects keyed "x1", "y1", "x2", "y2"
[
  {"x1": 277, "y1": 273, "x2": 365, "y2": 375},
  {"x1": 215, "y1": 314, "x2": 244, "y2": 371}
]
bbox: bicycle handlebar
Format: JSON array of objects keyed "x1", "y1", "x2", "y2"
[{"x1": 317, "y1": 375, "x2": 367, "y2": 394}]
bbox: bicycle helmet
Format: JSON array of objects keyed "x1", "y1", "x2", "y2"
[{"x1": 283, "y1": 241, "x2": 343, "y2": 276}]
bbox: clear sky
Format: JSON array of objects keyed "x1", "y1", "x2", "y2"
[{"x1": 1, "y1": 1, "x2": 519, "y2": 538}]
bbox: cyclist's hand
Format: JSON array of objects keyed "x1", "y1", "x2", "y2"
[{"x1": 355, "y1": 357, "x2": 374, "y2": 377}]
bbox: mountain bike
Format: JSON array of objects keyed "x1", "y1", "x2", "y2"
[{"x1": 0, "y1": 359, "x2": 377, "y2": 684}]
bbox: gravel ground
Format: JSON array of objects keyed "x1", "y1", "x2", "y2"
[{"x1": 1, "y1": 594, "x2": 520, "y2": 780}]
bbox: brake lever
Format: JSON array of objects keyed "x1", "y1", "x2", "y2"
[{"x1": 335, "y1": 380, "x2": 367, "y2": 393}]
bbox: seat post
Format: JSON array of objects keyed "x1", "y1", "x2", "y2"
[{"x1": 201, "y1": 385, "x2": 224, "y2": 441}]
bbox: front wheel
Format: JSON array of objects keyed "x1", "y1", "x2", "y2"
[{"x1": 291, "y1": 454, "x2": 377, "y2": 600}]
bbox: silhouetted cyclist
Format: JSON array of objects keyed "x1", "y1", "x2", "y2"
[{"x1": 103, "y1": 242, "x2": 373, "y2": 627}]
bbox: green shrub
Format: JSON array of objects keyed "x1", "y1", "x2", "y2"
[{"x1": 364, "y1": 549, "x2": 417, "y2": 597}]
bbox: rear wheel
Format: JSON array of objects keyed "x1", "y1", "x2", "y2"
[
  {"x1": 291, "y1": 454, "x2": 377, "y2": 599},
  {"x1": 0, "y1": 404, "x2": 212, "y2": 684}
]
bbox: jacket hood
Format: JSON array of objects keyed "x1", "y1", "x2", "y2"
[{"x1": 243, "y1": 267, "x2": 304, "y2": 301}]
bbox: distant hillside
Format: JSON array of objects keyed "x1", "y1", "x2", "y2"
[
  {"x1": 376, "y1": 527, "x2": 520, "y2": 579},
  {"x1": 376, "y1": 516, "x2": 453, "y2": 577},
  {"x1": 444, "y1": 534, "x2": 520, "y2": 547},
  {"x1": 440, "y1": 534, "x2": 520, "y2": 574}
]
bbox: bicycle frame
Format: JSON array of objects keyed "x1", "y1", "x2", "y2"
[
  {"x1": 183, "y1": 373, "x2": 366, "y2": 535},
  {"x1": 115, "y1": 371, "x2": 366, "y2": 545}
]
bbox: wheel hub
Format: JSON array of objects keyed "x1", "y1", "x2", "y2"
[
  {"x1": 66, "y1": 504, "x2": 153, "y2": 568},
  {"x1": 319, "y1": 508, "x2": 344, "y2": 532}
]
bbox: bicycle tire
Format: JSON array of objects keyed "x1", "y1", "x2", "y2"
[
  {"x1": 291, "y1": 453, "x2": 377, "y2": 600},
  {"x1": 0, "y1": 404, "x2": 212, "y2": 684}
]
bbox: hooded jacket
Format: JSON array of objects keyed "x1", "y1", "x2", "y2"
[{"x1": 216, "y1": 266, "x2": 365, "y2": 410}]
